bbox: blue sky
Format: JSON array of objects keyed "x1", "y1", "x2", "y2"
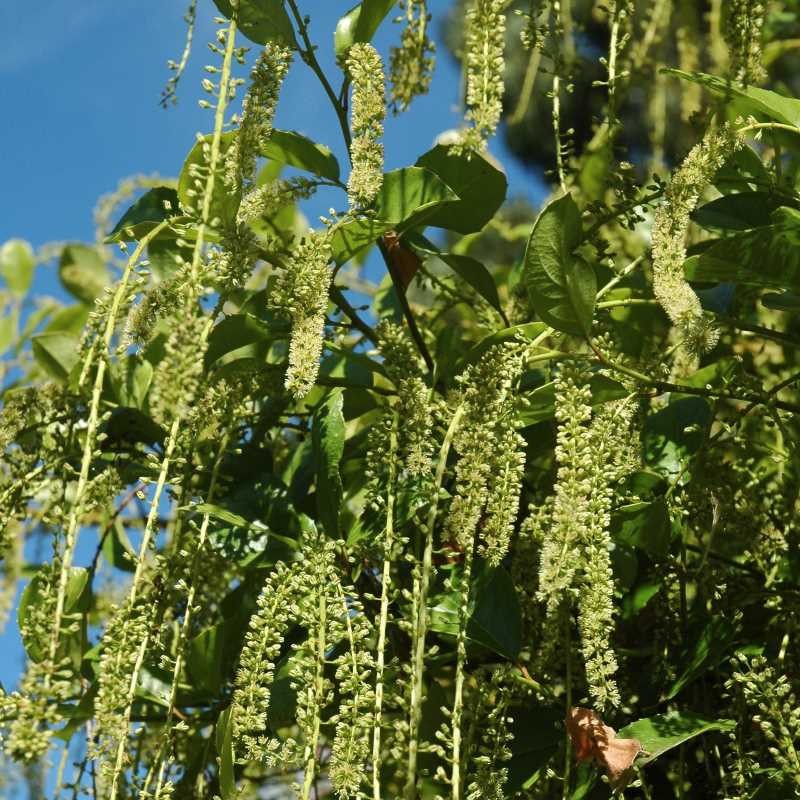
[{"x1": 0, "y1": 1, "x2": 545, "y2": 794}]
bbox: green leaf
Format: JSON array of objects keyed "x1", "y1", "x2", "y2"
[
  {"x1": 106, "y1": 187, "x2": 181, "y2": 242},
  {"x1": 334, "y1": 0, "x2": 396, "y2": 56},
  {"x1": 194, "y1": 503, "x2": 253, "y2": 530},
  {"x1": 506, "y1": 706, "x2": 562, "y2": 792},
  {"x1": 684, "y1": 207, "x2": 800, "y2": 291},
  {"x1": 462, "y1": 322, "x2": 548, "y2": 365},
  {"x1": 58, "y1": 245, "x2": 110, "y2": 305},
  {"x1": 644, "y1": 397, "x2": 712, "y2": 474},
  {"x1": 617, "y1": 711, "x2": 735, "y2": 765},
  {"x1": 102, "y1": 520, "x2": 136, "y2": 573},
  {"x1": 429, "y1": 562, "x2": 522, "y2": 659},
  {"x1": 19, "y1": 568, "x2": 89, "y2": 662},
  {"x1": 188, "y1": 622, "x2": 226, "y2": 694},
  {"x1": 762, "y1": 291, "x2": 800, "y2": 312},
  {"x1": 692, "y1": 191, "x2": 798, "y2": 231},
  {"x1": 518, "y1": 374, "x2": 627, "y2": 427},
  {"x1": 312, "y1": 389, "x2": 345, "y2": 537},
  {"x1": 611, "y1": 500, "x2": 671, "y2": 559},
  {"x1": 667, "y1": 616, "x2": 739, "y2": 699},
  {"x1": 374, "y1": 166, "x2": 459, "y2": 229},
  {"x1": 331, "y1": 167, "x2": 457, "y2": 264},
  {"x1": 0, "y1": 238, "x2": 36, "y2": 295},
  {"x1": 523, "y1": 193, "x2": 596, "y2": 336},
  {"x1": 262, "y1": 130, "x2": 340, "y2": 181},
  {"x1": 178, "y1": 132, "x2": 240, "y2": 231},
  {"x1": 147, "y1": 235, "x2": 192, "y2": 281},
  {"x1": 415, "y1": 144, "x2": 507, "y2": 233},
  {"x1": 216, "y1": 706, "x2": 237, "y2": 797},
  {"x1": 408, "y1": 234, "x2": 503, "y2": 313},
  {"x1": 205, "y1": 314, "x2": 277, "y2": 369},
  {"x1": 212, "y1": 0, "x2": 297, "y2": 48},
  {"x1": 665, "y1": 69, "x2": 800, "y2": 128},
  {"x1": 32, "y1": 332, "x2": 80, "y2": 382}
]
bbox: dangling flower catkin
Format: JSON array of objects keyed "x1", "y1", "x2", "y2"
[
  {"x1": 723, "y1": 0, "x2": 767, "y2": 84},
  {"x1": 389, "y1": 0, "x2": 436, "y2": 113},
  {"x1": 537, "y1": 367, "x2": 638, "y2": 710},
  {"x1": 651, "y1": 125, "x2": 742, "y2": 354},
  {"x1": 226, "y1": 44, "x2": 293, "y2": 190},
  {"x1": 457, "y1": 0, "x2": 508, "y2": 152},
  {"x1": 346, "y1": 43, "x2": 386, "y2": 208},
  {"x1": 274, "y1": 230, "x2": 333, "y2": 399}
]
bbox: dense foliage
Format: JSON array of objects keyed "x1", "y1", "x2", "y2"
[{"x1": 2, "y1": 1, "x2": 800, "y2": 797}]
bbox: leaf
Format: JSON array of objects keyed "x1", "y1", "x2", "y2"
[
  {"x1": 665, "y1": 69, "x2": 800, "y2": 128},
  {"x1": 147, "y1": 235, "x2": 191, "y2": 281},
  {"x1": 194, "y1": 503, "x2": 253, "y2": 530},
  {"x1": 178, "y1": 132, "x2": 240, "y2": 231},
  {"x1": 506, "y1": 706, "x2": 562, "y2": 792},
  {"x1": 692, "y1": 191, "x2": 798, "y2": 231},
  {"x1": 666, "y1": 616, "x2": 739, "y2": 699},
  {"x1": 408, "y1": 234, "x2": 503, "y2": 313},
  {"x1": 19, "y1": 568, "x2": 89, "y2": 662},
  {"x1": 685, "y1": 207, "x2": 800, "y2": 291},
  {"x1": 205, "y1": 314, "x2": 276, "y2": 369},
  {"x1": 0, "y1": 238, "x2": 35, "y2": 295},
  {"x1": 334, "y1": 0, "x2": 396, "y2": 56},
  {"x1": 106, "y1": 187, "x2": 181, "y2": 242},
  {"x1": 415, "y1": 144, "x2": 507, "y2": 233},
  {"x1": 109, "y1": 356, "x2": 153, "y2": 410},
  {"x1": 611, "y1": 500, "x2": 671, "y2": 559},
  {"x1": 644, "y1": 397, "x2": 712, "y2": 474},
  {"x1": 462, "y1": 322, "x2": 548, "y2": 365},
  {"x1": 101, "y1": 520, "x2": 136, "y2": 573},
  {"x1": 312, "y1": 389, "x2": 345, "y2": 537},
  {"x1": 374, "y1": 166, "x2": 459, "y2": 230},
  {"x1": 331, "y1": 167, "x2": 457, "y2": 264},
  {"x1": 617, "y1": 711, "x2": 735, "y2": 766},
  {"x1": 32, "y1": 332, "x2": 80, "y2": 382},
  {"x1": 518, "y1": 374, "x2": 628, "y2": 427},
  {"x1": 523, "y1": 193, "x2": 596, "y2": 336},
  {"x1": 58, "y1": 244, "x2": 111, "y2": 304},
  {"x1": 188, "y1": 622, "x2": 226, "y2": 694},
  {"x1": 215, "y1": 706, "x2": 237, "y2": 797},
  {"x1": 762, "y1": 291, "x2": 800, "y2": 312},
  {"x1": 262, "y1": 130, "x2": 340, "y2": 181},
  {"x1": 211, "y1": 0, "x2": 297, "y2": 48},
  {"x1": 429, "y1": 562, "x2": 522, "y2": 659}
]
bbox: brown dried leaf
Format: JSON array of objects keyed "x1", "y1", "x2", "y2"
[{"x1": 566, "y1": 707, "x2": 642, "y2": 789}]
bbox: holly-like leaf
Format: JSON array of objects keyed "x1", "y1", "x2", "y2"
[
  {"x1": 523, "y1": 193, "x2": 596, "y2": 336},
  {"x1": 212, "y1": 0, "x2": 297, "y2": 48},
  {"x1": 262, "y1": 129, "x2": 340, "y2": 181},
  {"x1": 312, "y1": 389, "x2": 345, "y2": 537},
  {"x1": 415, "y1": 144, "x2": 507, "y2": 233}
]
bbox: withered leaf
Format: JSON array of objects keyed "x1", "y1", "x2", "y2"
[{"x1": 566, "y1": 706, "x2": 643, "y2": 789}]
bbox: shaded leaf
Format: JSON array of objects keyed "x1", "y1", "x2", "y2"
[
  {"x1": 523, "y1": 193, "x2": 596, "y2": 336},
  {"x1": 611, "y1": 500, "x2": 671, "y2": 559},
  {"x1": 665, "y1": 69, "x2": 800, "y2": 127},
  {"x1": 685, "y1": 207, "x2": 800, "y2": 290},
  {"x1": 429, "y1": 562, "x2": 522, "y2": 659},
  {"x1": 106, "y1": 187, "x2": 180, "y2": 242},
  {"x1": 692, "y1": 191, "x2": 798, "y2": 231},
  {"x1": 518, "y1": 374, "x2": 628, "y2": 427},
  {"x1": 216, "y1": 706, "x2": 237, "y2": 797},
  {"x1": 312, "y1": 389, "x2": 345, "y2": 537}
]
